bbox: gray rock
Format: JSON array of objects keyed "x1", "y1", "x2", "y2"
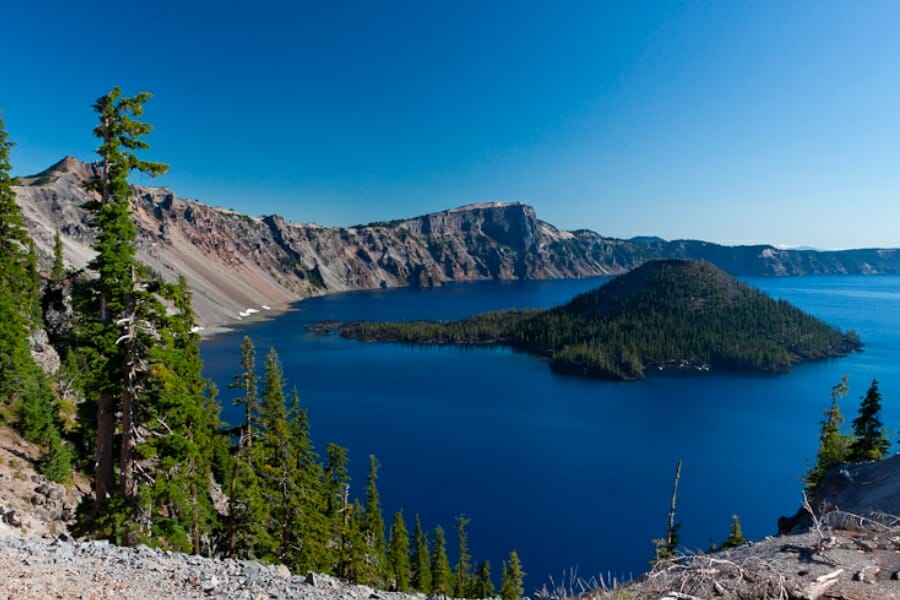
[
  {"x1": 304, "y1": 571, "x2": 317, "y2": 586},
  {"x1": 2, "y1": 510, "x2": 21, "y2": 527},
  {"x1": 200, "y1": 575, "x2": 219, "y2": 592}
]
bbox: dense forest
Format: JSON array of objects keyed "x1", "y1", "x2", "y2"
[
  {"x1": 0, "y1": 90, "x2": 526, "y2": 597},
  {"x1": 341, "y1": 260, "x2": 862, "y2": 380}
]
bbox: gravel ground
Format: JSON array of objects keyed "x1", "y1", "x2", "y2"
[{"x1": 0, "y1": 524, "x2": 427, "y2": 600}]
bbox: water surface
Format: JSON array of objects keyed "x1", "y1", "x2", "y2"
[{"x1": 201, "y1": 275, "x2": 900, "y2": 590}]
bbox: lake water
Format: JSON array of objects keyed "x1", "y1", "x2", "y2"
[{"x1": 200, "y1": 275, "x2": 900, "y2": 591}]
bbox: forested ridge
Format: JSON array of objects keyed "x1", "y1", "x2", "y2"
[
  {"x1": 341, "y1": 260, "x2": 862, "y2": 380},
  {"x1": 0, "y1": 90, "x2": 525, "y2": 597}
]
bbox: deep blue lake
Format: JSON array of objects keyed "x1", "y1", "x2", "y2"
[{"x1": 200, "y1": 275, "x2": 900, "y2": 591}]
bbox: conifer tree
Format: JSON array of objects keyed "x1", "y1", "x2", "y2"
[
  {"x1": 849, "y1": 379, "x2": 890, "y2": 462},
  {"x1": 26, "y1": 238, "x2": 42, "y2": 327},
  {"x1": 0, "y1": 115, "x2": 71, "y2": 482},
  {"x1": 51, "y1": 228, "x2": 65, "y2": 282},
  {"x1": 258, "y1": 347, "x2": 290, "y2": 561},
  {"x1": 411, "y1": 515, "x2": 432, "y2": 593},
  {"x1": 805, "y1": 376, "x2": 853, "y2": 488},
  {"x1": 286, "y1": 388, "x2": 330, "y2": 572},
  {"x1": 719, "y1": 514, "x2": 747, "y2": 549},
  {"x1": 361, "y1": 454, "x2": 387, "y2": 585},
  {"x1": 326, "y1": 443, "x2": 363, "y2": 580},
  {"x1": 224, "y1": 337, "x2": 270, "y2": 558},
  {"x1": 143, "y1": 278, "x2": 224, "y2": 553},
  {"x1": 0, "y1": 115, "x2": 39, "y2": 402},
  {"x1": 500, "y1": 550, "x2": 525, "y2": 600},
  {"x1": 473, "y1": 561, "x2": 494, "y2": 598},
  {"x1": 453, "y1": 514, "x2": 473, "y2": 597},
  {"x1": 387, "y1": 510, "x2": 412, "y2": 591},
  {"x1": 230, "y1": 336, "x2": 259, "y2": 447},
  {"x1": 431, "y1": 526, "x2": 452, "y2": 598},
  {"x1": 73, "y1": 87, "x2": 168, "y2": 525}
]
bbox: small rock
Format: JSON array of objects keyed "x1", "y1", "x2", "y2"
[
  {"x1": 30, "y1": 495, "x2": 45, "y2": 506},
  {"x1": 3, "y1": 509, "x2": 21, "y2": 527},
  {"x1": 36, "y1": 483, "x2": 50, "y2": 496},
  {"x1": 892, "y1": 570, "x2": 900, "y2": 580},
  {"x1": 201, "y1": 576, "x2": 219, "y2": 592},
  {"x1": 304, "y1": 571, "x2": 317, "y2": 586},
  {"x1": 274, "y1": 564, "x2": 291, "y2": 578},
  {"x1": 48, "y1": 487, "x2": 64, "y2": 501},
  {"x1": 30, "y1": 474, "x2": 41, "y2": 484},
  {"x1": 57, "y1": 532, "x2": 72, "y2": 543},
  {"x1": 853, "y1": 565, "x2": 879, "y2": 582}
]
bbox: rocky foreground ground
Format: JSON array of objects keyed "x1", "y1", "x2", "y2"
[
  {"x1": 1, "y1": 519, "x2": 899, "y2": 600},
  {"x1": 0, "y1": 524, "x2": 428, "y2": 600}
]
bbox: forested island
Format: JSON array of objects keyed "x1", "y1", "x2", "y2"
[{"x1": 340, "y1": 260, "x2": 862, "y2": 381}]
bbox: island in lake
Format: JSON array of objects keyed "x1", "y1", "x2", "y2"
[{"x1": 339, "y1": 259, "x2": 863, "y2": 380}]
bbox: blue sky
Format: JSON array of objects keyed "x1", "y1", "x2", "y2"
[{"x1": 4, "y1": 1, "x2": 900, "y2": 248}]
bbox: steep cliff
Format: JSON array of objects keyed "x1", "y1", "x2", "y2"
[{"x1": 14, "y1": 157, "x2": 900, "y2": 327}]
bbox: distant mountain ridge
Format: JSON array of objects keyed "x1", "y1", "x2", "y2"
[{"x1": 13, "y1": 157, "x2": 900, "y2": 327}]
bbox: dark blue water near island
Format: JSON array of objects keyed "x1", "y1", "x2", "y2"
[{"x1": 200, "y1": 275, "x2": 900, "y2": 591}]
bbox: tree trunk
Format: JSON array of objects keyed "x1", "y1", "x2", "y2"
[
  {"x1": 119, "y1": 388, "x2": 135, "y2": 501},
  {"x1": 666, "y1": 459, "x2": 682, "y2": 550},
  {"x1": 95, "y1": 390, "x2": 115, "y2": 507}
]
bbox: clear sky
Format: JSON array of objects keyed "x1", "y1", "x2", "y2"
[{"x1": 4, "y1": 1, "x2": 900, "y2": 248}]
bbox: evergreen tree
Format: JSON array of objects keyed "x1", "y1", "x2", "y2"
[
  {"x1": 849, "y1": 379, "x2": 890, "y2": 462},
  {"x1": 72, "y1": 87, "x2": 168, "y2": 529},
  {"x1": 229, "y1": 336, "x2": 259, "y2": 448},
  {"x1": 26, "y1": 238, "x2": 42, "y2": 327},
  {"x1": 326, "y1": 443, "x2": 363, "y2": 580},
  {"x1": 361, "y1": 454, "x2": 387, "y2": 585},
  {"x1": 500, "y1": 550, "x2": 525, "y2": 600},
  {"x1": 0, "y1": 115, "x2": 36, "y2": 401},
  {"x1": 719, "y1": 514, "x2": 747, "y2": 549},
  {"x1": 387, "y1": 510, "x2": 412, "y2": 591},
  {"x1": 286, "y1": 387, "x2": 330, "y2": 572},
  {"x1": 473, "y1": 561, "x2": 494, "y2": 599},
  {"x1": 51, "y1": 228, "x2": 66, "y2": 282},
  {"x1": 431, "y1": 526, "x2": 452, "y2": 598},
  {"x1": 411, "y1": 515, "x2": 432, "y2": 593},
  {"x1": 142, "y1": 278, "x2": 223, "y2": 553},
  {"x1": 224, "y1": 337, "x2": 271, "y2": 558},
  {"x1": 0, "y1": 115, "x2": 71, "y2": 482},
  {"x1": 805, "y1": 376, "x2": 853, "y2": 488},
  {"x1": 453, "y1": 514, "x2": 473, "y2": 597},
  {"x1": 258, "y1": 347, "x2": 291, "y2": 562}
]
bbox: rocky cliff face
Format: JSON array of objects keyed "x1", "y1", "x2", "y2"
[{"x1": 15, "y1": 157, "x2": 900, "y2": 327}]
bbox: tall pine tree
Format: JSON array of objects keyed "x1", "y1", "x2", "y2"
[
  {"x1": 0, "y1": 114, "x2": 71, "y2": 482},
  {"x1": 224, "y1": 337, "x2": 270, "y2": 558},
  {"x1": 431, "y1": 526, "x2": 452, "y2": 598},
  {"x1": 411, "y1": 515, "x2": 432, "y2": 592},
  {"x1": 361, "y1": 454, "x2": 387, "y2": 585},
  {"x1": 453, "y1": 514, "x2": 473, "y2": 597},
  {"x1": 387, "y1": 510, "x2": 411, "y2": 591},
  {"x1": 285, "y1": 387, "x2": 330, "y2": 572},
  {"x1": 849, "y1": 379, "x2": 890, "y2": 462},
  {"x1": 805, "y1": 376, "x2": 853, "y2": 488},
  {"x1": 143, "y1": 277, "x2": 223, "y2": 552},
  {"x1": 73, "y1": 87, "x2": 168, "y2": 531}
]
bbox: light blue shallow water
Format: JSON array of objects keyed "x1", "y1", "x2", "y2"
[{"x1": 200, "y1": 275, "x2": 900, "y2": 591}]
